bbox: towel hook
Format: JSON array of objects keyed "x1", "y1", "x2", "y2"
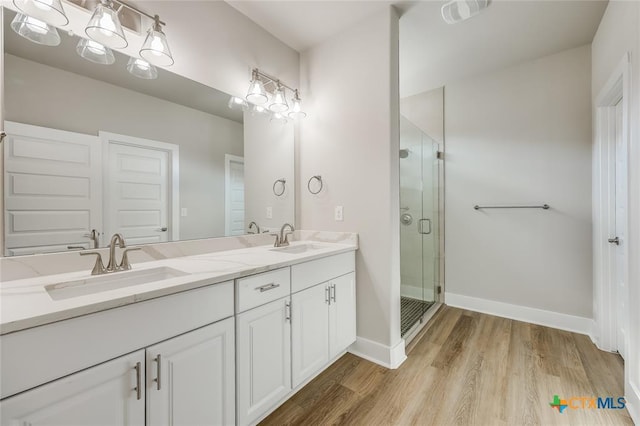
[
  {"x1": 273, "y1": 178, "x2": 286, "y2": 196},
  {"x1": 307, "y1": 175, "x2": 323, "y2": 195}
]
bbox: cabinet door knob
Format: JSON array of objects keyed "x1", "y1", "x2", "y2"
[{"x1": 331, "y1": 284, "x2": 336, "y2": 302}]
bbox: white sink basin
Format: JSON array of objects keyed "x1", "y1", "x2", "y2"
[
  {"x1": 45, "y1": 267, "x2": 189, "y2": 301},
  {"x1": 269, "y1": 243, "x2": 326, "y2": 254}
]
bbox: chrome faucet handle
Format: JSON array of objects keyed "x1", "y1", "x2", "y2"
[
  {"x1": 80, "y1": 251, "x2": 106, "y2": 275},
  {"x1": 270, "y1": 233, "x2": 281, "y2": 247},
  {"x1": 119, "y1": 247, "x2": 141, "y2": 271}
]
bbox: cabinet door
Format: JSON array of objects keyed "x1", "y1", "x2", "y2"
[
  {"x1": 329, "y1": 272, "x2": 357, "y2": 359},
  {"x1": 237, "y1": 297, "x2": 291, "y2": 426},
  {"x1": 0, "y1": 350, "x2": 145, "y2": 425},
  {"x1": 146, "y1": 317, "x2": 235, "y2": 426},
  {"x1": 291, "y1": 283, "x2": 330, "y2": 388}
]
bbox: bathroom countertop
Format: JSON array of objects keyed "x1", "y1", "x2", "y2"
[{"x1": 0, "y1": 241, "x2": 357, "y2": 335}]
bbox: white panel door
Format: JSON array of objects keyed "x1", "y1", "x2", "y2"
[
  {"x1": 106, "y1": 142, "x2": 170, "y2": 245},
  {"x1": 237, "y1": 297, "x2": 291, "y2": 426},
  {"x1": 3, "y1": 121, "x2": 102, "y2": 255},
  {"x1": 146, "y1": 318, "x2": 235, "y2": 426},
  {"x1": 329, "y1": 272, "x2": 357, "y2": 359},
  {"x1": 225, "y1": 155, "x2": 245, "y2": 236},
  {"x1": 291, "y1": 283, "x2": 330, "y2": 388},
  {"x1": 614, "y1": 100, "x2": 628, "y2": 359},
  {"x1": 0, "y1": 350, "x2": 145, "y2": 425}
]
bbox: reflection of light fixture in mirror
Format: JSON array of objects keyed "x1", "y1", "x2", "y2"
[
  {"x1": 270, "y1": 112, "x2": 288, "y2": 124},
  {"x1": 246, "y1": 69, "x2": 268, "y2": 105},
  {"x1": 251, "y1": 104, "x2": 268, "y2": 115},
  {"x1": 13, "y1": 0, "x2": 68, "y2": 26},
  {"x1": 10, "y1": 13, "x2": 60, "y2": 46},
  {"x1": 140, "y1": 15, "x2": 174, "y2": 67},
  {"x1": 85, "y1": 0, "x2": 128, "y2": 49},
  {"x1": 441, "y1": 0, "x2": 490, "y2": 24},
  {"x1": 76, "y1": 37, "x2": 115, "y2": 64},
  {"x1": 269, "y1": 82, "x2": 289, "y2": 112},
  {"x1": 127, "y1": 57, "x2": 158, "y2": 79},
  {"x1": 288, "y1": 89, "x2": 307, "y2": 119},
  {"x1": 228, "y1": 96, "x2": 248, "y2": 110}
]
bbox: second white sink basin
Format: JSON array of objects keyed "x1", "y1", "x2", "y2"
[
  {"x1": 269, "y1": 243, "x2": 326, "y2": 254},
  {"x1": 45, "y1": 267, "x2": 189, "y2": 301}
]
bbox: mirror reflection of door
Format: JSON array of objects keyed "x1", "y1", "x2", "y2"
[
  {"x1": 225, "y1": 155, "x2": 245, "y2": 236},
  {"x1": 3, "y1": 122, "x2": 102, "y2": 256},
  {"x1": 101, "y1": 132, "x2": 179, "y2": 246}
]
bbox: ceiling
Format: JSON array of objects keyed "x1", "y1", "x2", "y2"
[{"x1": 226, "y1": 0, "x2": 608, "y2": 98}]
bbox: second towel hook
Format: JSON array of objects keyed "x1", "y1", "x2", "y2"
[
  {"x1": 307, "y1": 175, "x2": 323, "y2": 195},
  {"x1": 273, "y1": 178, "x2": 286, "y2": 196}
]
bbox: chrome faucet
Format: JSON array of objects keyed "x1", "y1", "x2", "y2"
[
  {"x1": 80, "y1": 233, "x2": 141, "y2": 275},
  {"x1": 248, "y1": 221, "x2": 261, "y2": 234},
  {"x1": 279, "y1": 223, "x2": 295, "y2": 247}
]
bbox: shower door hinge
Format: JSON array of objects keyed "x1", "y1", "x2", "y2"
[
  {"x1": 437, "y1": 151, "x2": 444, "y2": 160},
  {"x1": 437, "y1": 286, "x2": 442, "y2": 295}
]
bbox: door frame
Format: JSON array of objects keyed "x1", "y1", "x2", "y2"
[
  {"x1": 224, "y1": 154, "x2": 244, "y2": 236},
  {"x1": 100, "y1": 131, "x2": 180, "y2": 243},
  {"x1": 593, "y1": 53, "x2": 630, "y2": 354}
]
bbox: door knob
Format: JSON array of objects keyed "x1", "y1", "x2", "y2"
[{"x1": 608, "y1": 237, "x2": 620, "y2": 245}]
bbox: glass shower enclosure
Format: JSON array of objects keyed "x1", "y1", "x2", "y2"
[{"x1": 399, "y1": 115, "x2": 441, "y2": 337}]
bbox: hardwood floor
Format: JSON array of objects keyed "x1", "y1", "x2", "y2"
[{"x1": 261, "y1": 306, "x2": 633, "y2": 426}]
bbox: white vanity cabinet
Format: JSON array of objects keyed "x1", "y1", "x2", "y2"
[
  {"x1": 236, "y1": 268, "x2": 292, "y2": 426},
  {"x1": 1, "y1": 350, "x2": 146, "y2": 425},
  {"x1": 146, "y1": 318, "x2": 235, "y2": 426},
  {"x1": 291, "y1": 271, "x2": 356, "y2": 388}
]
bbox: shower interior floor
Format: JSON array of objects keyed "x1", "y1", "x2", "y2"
[{"x1": 401, "y1": 296, "x2": 434, "y2": 337}]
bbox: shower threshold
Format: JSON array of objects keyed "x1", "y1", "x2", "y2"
[{"x1": 401, "y1": 297, "x2": 435, "y2": 337}]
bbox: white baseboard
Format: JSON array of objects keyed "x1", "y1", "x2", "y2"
[
  {"x1": 445, "y1": 292, "x2": 595, "y2": 337},
  {"x1": 348, "y1": 336, "x2": 407, "y2": 369}
]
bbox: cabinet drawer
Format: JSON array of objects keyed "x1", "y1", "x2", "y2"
[
  {"x1": 236, "y1": 268, "x2": 290, "y2": 313},
  {"x1": 291, "y1": 252, "x2": 355, "y2": 293}
]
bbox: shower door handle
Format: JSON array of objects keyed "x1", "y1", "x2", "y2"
[{"x1": 418, "y1": 219, "x2": 432, "y2": 235}]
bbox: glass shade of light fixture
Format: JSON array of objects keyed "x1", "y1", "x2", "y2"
[
  {"x1": 140, "y1": 16, "x2": 174, "y2": 67},
  {"x1": 246, "y1": 69, "x2": 268, "y2": 105},
  {"x1": 288, "y1": 89, "x2": 307, "y2": 119},
  {"x1": 85, "y1": 0, "x2": 128, "y2": 49},
  {"x1": 269, "y1": 82, "x2": 288, "y2": 113},
  {"x1": 13, "y1": 0, "x2": 68, "y2": 26},
  {"x1": 228, "y1": 96, "x2": 248, "y2": 110},
  {"x1": 270, "y1": 111, "x2": 288, "y2": 124},
  {"x1": 76, "y1": 37, "x2": 115, "y2": 64},
  {"x1": 127, "y1": 57, "x2": 158, "y2": 79},
  {"x1": 11, "y1": 13, "x2": 60, "y2": 46},
  {"x1": 441, "y1": 0, "x2": 489, "y2": 24}
]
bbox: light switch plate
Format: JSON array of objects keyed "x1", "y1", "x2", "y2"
[
  {"x1": 266, "y1": 206, "x2": 273, "y2": 219},
  {"x1": 335, "y1": 206, "x2": 344, "y2": 221},
  {"x1": 181, "y1": 208, "x2": 188, "y2": 217}
]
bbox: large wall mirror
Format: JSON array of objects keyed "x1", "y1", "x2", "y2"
[{"x1": 2, "y1": 8, "x2": 295, "y2": 256}]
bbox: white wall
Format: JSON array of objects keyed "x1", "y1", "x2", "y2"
[
  {"x1": 592, "y1": 1, "x2": 640, "y2": 422},
  {"x1": 299, "y1": 7, "x2": 402, "y2": 366},
  {"x1": 243, "y1": 111, "x2": 295, "y2": 232},
  {"x1": 4, "y1": 54, "x2": 243, "y2": 241},
  {"x1": 445, "y1": 45, "x2": 593, "y2": 318}
]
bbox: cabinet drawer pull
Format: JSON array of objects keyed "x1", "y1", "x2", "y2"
[
  {"x1": 331, "y1": 283, "x2": 336, "y2": 302},
  {"x1": 325, "y1": 286, "x2": 330, "y2": 304},
  {"x1": 255, "y1": 283, "x2": 280, "y2": 292},
  {"x1": 134, "y1": 362, "x2": 142, "y2": 400},
  {"x1": 285, "y1": 300, "x2": 291, "y2": 321},
  {"x1": 154, "y1": 355, "x2": 162, "y2": 390}
]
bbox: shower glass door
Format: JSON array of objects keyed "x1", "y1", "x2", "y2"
[{"x1": 399, "y1": 115, "x2": 440, "y2": 337}]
